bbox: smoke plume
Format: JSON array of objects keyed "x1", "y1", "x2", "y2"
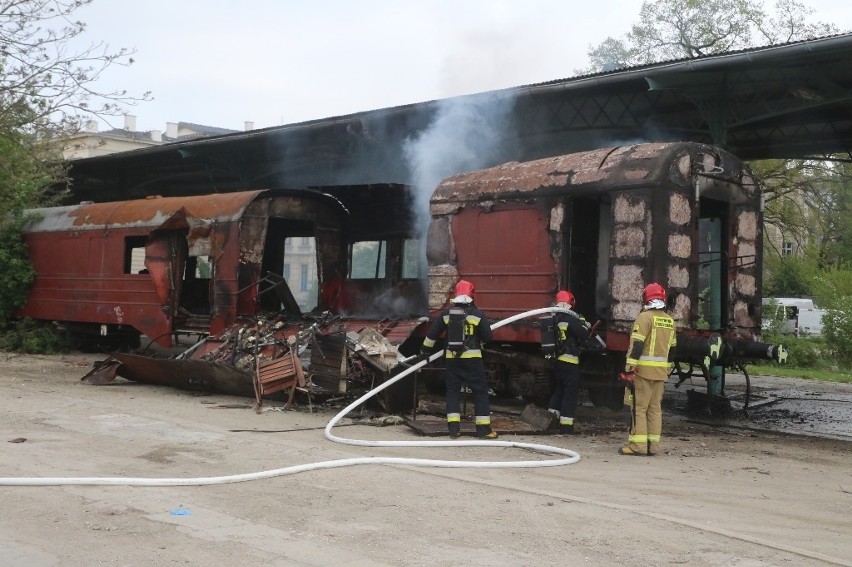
[{"x1": 403, "y1": 93, "x2": 517, "y2": 240}]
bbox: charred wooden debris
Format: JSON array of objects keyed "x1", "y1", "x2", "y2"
[{"x1": 82, "y1": 312, "x2": 425, "y2": 414}]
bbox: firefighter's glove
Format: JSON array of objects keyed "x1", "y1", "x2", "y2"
[{"x1": 618, "y1": 370, "x2": 636, "y2": 385}]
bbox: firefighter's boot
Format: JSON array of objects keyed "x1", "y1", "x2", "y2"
[
  {"x1": 559, "y1": 417, "x2": 575, "y2": 435},
  {"x1": 618, "y1": 446, "x2": 644, "y2": 456},
  {"x1": 475, "y1": 424, "x2": 498, "y2": 439},
  {"x1": 547, "y1": 408, "x2": 560, "y2": 431},
  {"x1": 448, "y1": 422, "x2": 461, "y2": 439}
]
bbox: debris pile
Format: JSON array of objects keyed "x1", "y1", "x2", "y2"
[{"x1": 82, "y1": 313, "x2": 425, "y2": 414}]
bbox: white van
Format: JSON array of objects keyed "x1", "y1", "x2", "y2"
[{"x1": 762, "y1": 297, "x2": 826, "y2": 336}]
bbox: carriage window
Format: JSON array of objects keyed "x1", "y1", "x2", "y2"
[
  {"x1": 402, "y1": 239, "x2": 423, "y2": 279},
  {"x1": 283, "y1": 237, "x2": 318, "y2": 312},
  {"x1": 124, "y1": 236, "x2": 148, "y2": 274},
  {"x1": 349, "y1": 240, "x2": 386, "y2": 279}
]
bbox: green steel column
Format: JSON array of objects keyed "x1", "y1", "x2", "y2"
[{"x1": 707, "y1": 219, "x2": 724, "y2": 395}]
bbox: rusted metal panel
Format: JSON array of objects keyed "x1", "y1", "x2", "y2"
[
  {"x1": 22, "y1": 191, "x2": 266, "y2": 233},
  {"x1": 105, "y1": 353, "x2": 256, "y2": 397},
  {"x1": 448, "y1": 205, "x2": 558, "y2": 319}
]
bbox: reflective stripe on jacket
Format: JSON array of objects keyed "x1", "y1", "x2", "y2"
[
  {"x1": 626, "y1": 309, "x2": 677, "y2": 380},
  {"x1": 555, "y1": 310, "x2": 589, "y2": 365},
  {"x1": 422, "y1": 304, "x2": 493, "y2": 359}
]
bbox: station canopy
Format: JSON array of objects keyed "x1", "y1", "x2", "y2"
[{"x1": 65, "y1": 33, "x2": 852, "y2": 204}]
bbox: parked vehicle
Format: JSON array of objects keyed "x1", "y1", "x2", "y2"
[{"x1": 762, "y1": 297, "x2": 826, "y2": 336}]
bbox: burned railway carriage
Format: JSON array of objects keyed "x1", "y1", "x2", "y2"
[
  {"x1": 17, "y1": 190, "x2": 353, "y2": 349},
  {"x1": 16, "y1": 142, "x2": 780, "y2": 410},
  {"x1": 424, "y1": 142, "x2": 777, "y2": 407}
]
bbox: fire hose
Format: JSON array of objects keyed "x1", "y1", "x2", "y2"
[{"x1": 0, "y1": 307, "x2": 580, "y2": 486}]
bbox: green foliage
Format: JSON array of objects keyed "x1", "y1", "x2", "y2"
[
  {"x1": 762, "y1": 266, "x2": 852, "y2": 365},
  {"x1": 0, "y1": 217, "x2": 36, "y2": 327},
  {"x1": 760, "y1": 298, "x2": 787, "y2": 336},
  {"x1": 582, "y1": 0, "x2": 838, "y2": 73},
  {"x1": 695, "y1": 286, "x2": 710, "y2": 329},
  {"x1": 822, "y1": 296, "x2": 852, "y2": 363},
  {"x1": 763, "y1": 255, "x2": 815, "y2": 297},
  {"x1": 0, "y1": 318, "x2": 66, "y2": 354},
  {"x1": 749, "y1": 361, "x2": 852, "y2": 383},
  {"x1": 754, "y1": 332, "x2": 850, "y2": 381},
  {"x1": 0, "y1": 108, "x2": 63, "y2": 328},
  {"x1": 0, "y1": 1, "x2": 145, "y2": 328},
  {"x1": 781, "y1": 335, "x2": 824, "y2": 367},
  {"x1": 810, "y1": 266, "x2": 852, "y2": 309}
]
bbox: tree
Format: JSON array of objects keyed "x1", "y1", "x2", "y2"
[
  {"x1": 0, "y1": 0, "x2": 149, "y2": 136},
  {"x1": 583, "y1": 0, "x2": 838, "y2": 72},
  {"x1": 0, "y1": 0, "x2": 145, "y2": 327},
  {"x1": 0, "y1": 100, "x2": 54, "y2": 325},
  {"x1": 584, "y1": 0, "x2": 849, "y2": 261},
  {"x1": 753, "y1": 157, "x2": 852, "y2": 268}
]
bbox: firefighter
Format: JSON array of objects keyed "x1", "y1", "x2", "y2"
[
  {"x1": 620, "y1": 282, "x2": 677, "y2": 456},
  {"x1": 421, "y1": 279, "x2": 497, "y2": 439},
  {"x1": 546, "y1": 290, "x2": 590, "y2": 434}
]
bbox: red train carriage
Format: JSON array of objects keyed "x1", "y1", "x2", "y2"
[
  {"x1": 17, "y1": 190, "x2": 348, "y2": 349},
  {"x1": 420, "y1": 142, "x2": 783, "y2": 407}
]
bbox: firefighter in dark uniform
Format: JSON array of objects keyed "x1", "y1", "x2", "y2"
[
  {"x1": 546, "y1": 290, "x2": 590, "y2": 434},
  {"x1": 620, "y1": 282, "x2": 677, "y2": 456},
  {"x1": 421, "y1": 280, "x2": 497, "y2": 439}
]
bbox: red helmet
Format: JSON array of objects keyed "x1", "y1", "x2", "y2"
[
  {"x1": 555, "y1": 290, "x2": 575, "y2": 307},
  {"x1": 453, "y1": 279, "x2": 475, "y2": 300},
  {"x1": 643, "y1": 282, "x2": 666, "y2": 303}
]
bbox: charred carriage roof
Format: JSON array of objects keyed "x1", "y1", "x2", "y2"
[
  {"x1": 22, "y1": 189, "x2": 344, "y2": 233},
  {"x1": 431, "y1": 142, "x2": 746, "y2": 204}
]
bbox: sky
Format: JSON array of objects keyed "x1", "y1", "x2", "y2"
[{"x1": 75, "y1": 0, "x2": 852, "y2": 134}]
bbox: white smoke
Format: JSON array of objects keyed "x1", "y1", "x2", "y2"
[{"x1": 402, "y1": 93, "x2": 516, "y2": 241}]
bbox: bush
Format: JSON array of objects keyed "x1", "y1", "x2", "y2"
[
  {"x1": 822, "y1": 296, "x2": 852, "y2": 363},
  {"x1": 761, "y1": 332, "x2": 824, "y2": 367},
  {"x1": 0, "y1": 217, "x2": 36, "y2": 328},
  {"x1": 0, "y1": 318, "x2": 67, "y2": 354},
  {"x1": 781, "y1": 336, "x2": 825, "y2": 367}
]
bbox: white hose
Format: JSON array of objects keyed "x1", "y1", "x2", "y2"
[{"x1": 0, "y1": 307, "x2": 579, "y2": 486}]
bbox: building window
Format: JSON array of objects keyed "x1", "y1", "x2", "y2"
[
  {"x1": 283, "y1": 263, "x2": 290, "y2": 280},
  {"x1": 782, "y1": 241, "x2": 794, "y2": 256},
  {"x1": 300, "y1": 264, "x2": 308, "y2": 291}
]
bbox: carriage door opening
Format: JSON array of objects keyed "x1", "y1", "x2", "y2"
[
  {"x1": 260, "y1": 219, "x2": 319, "y2": 313},
  {"x1": 698, "y1": 197, "x2": 729, "y2": 395},
  {"x1": 566, "y1": 197, "x2": 610, "y2": 323}
]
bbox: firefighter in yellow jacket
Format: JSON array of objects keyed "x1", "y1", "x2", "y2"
[{"x1": 620, "y1": 282, "x2": 677, "y2": 456}]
